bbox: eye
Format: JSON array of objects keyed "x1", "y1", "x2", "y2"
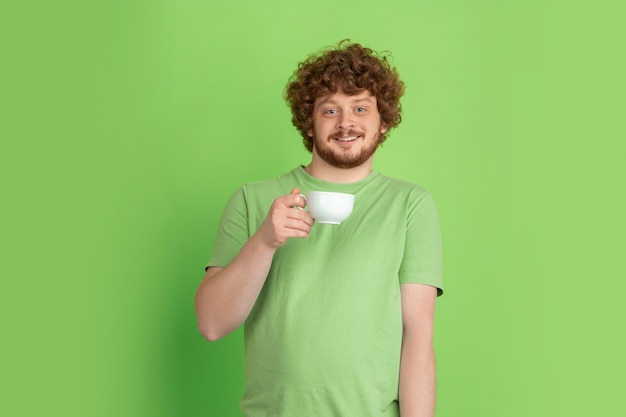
[
  {"x1": 355, "y1": 107, "x2": 367, "y2": 113},
  {"x1": 323, "y1": 108, "x2": 338, "y2": 115}
]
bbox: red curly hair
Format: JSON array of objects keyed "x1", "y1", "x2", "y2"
[{"x1": 285, "y1": 40, "x2": 405, "y2": 152}]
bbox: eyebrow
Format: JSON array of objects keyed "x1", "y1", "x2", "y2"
[{"x1": 317, "y1": 96, "x2": 376, "y2": 107}]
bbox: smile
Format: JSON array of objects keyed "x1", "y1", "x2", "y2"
[{"x1": 335, "y1": 135, "x2": 360, "y2": 142}]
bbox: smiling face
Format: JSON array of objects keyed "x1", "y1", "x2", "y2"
[{"x1": 307, "y1": 89, "x2": 388, "y2": 169}]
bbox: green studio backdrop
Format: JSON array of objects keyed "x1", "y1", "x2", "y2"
[{"x1": 2, "y1": 1, "x2": 624, "y2": 416}]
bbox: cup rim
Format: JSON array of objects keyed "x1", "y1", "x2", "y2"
[{"x1": 307, "y1": 191, "x2": 354, "y2": 197}]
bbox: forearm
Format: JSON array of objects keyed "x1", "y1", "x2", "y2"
[
  {"x1": 195, "y1": 233, "x2": 276, "y2": 341},
  {"x1": 399, "y1": 333, "x2": 436, "y2": 417},
  {"x1": 196, "y1": 188, "x2": 313, "y2": 341}
]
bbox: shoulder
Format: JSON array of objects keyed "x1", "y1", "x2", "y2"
[
  {"x1": 242, "y1": 167, "x2": 301, "y2": 191},
  {"x1": 375, "y1": 173, "x2": 433, "y2": 203},
  {"x1": 235, "y1": 168, "x2": 300, "y2": 206}
]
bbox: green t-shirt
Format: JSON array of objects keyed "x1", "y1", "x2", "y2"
[{"x1": 208, "y1": 166, "x2": 443, "y2": 417}]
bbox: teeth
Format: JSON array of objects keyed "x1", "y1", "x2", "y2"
[{"x1": 336, "y1": 136, "x2": 358, "y2": 142}]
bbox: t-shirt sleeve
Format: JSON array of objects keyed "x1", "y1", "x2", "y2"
[
  {"x1": 206, "y1": 186, "x2": 251, "y2": 269},
  {"x1": 398, "y1": 192, "x2": 444, "y2": 295}
]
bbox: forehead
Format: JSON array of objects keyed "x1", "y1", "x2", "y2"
[{"x1": 314, "y1": 89, "x2": 377, "y2": 107}]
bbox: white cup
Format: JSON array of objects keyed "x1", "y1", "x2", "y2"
[{"x1": 300, "y1": 191, "x2": 355, "y2": 224}]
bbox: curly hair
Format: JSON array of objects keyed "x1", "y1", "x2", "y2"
[{"x1": 284, "y1": 40, "x2": 405, "y2": 152}]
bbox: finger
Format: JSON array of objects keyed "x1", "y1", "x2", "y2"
[
  {"x1": 289, "y1": 188, "x2": 307, "y2": 208},
  {"x1": 284, "y1": 209, "x2": 314, "y2": 229},
  {"x1": 287, "y1": 211, "x2": 314, "y2": 227},
  {"x1": 294, "y1": 210, "x2": 314, "y2": 226},
  {"x1": 282, "y1": 218, "x2": 313, "y2": 234},
  {"x1": 284, "y1": 192, "x2": 306, "y2": 209}
]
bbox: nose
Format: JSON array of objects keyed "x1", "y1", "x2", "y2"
[{"x1": 336, "y1": 112, "x2": 355, "y2": 130}]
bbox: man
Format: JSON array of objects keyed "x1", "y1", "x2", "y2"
[{"x1": 195, "y1": 41, "x2": 443, "y2": 417}]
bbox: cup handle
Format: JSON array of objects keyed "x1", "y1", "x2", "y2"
[{"x1": 295, "y1": 193, "x2": 307, "y2": 211}]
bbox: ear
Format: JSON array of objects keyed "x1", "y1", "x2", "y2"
[
  {"x1": 380, "y1": 125, "x2": 388, "y2": 134},
  {"x1": 307, "y1": 129, "x2": 313, "y2": 137}
]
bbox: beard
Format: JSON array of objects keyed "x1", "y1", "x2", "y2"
[{"x1": 312, "y1": 129, "x2": 383, "y2": 169}]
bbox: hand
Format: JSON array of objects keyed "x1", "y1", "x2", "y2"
[{"x1": 255, "y1": 188, "x2": 314, "y2": 249}]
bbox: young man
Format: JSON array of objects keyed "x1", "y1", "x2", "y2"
[{"x1": 195, "y1": 41, "x2": 443, "y2": 417}]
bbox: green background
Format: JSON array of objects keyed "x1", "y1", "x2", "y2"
[{"x1": 3, "y1": 1, "x2": 624, "y2": 416}]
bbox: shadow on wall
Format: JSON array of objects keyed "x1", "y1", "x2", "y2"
[{"x1": 158, "y1": 208, "x2": 245, "y2": 416}]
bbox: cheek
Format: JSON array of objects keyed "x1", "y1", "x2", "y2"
[{"x1": 312, "y1": 119, "x2": 333, "y2": 135}]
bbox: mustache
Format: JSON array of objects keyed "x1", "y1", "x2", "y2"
[{"x1": 328, "y1": 130, "x2": 365, "y2": 138}]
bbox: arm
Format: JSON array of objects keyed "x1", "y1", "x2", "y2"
[
  {"x1": 399, "y1": 283, "x2": 438, "y2": 417},
  {"x1": 194, "y1": 188, "x2": 313, "y2": 341}
]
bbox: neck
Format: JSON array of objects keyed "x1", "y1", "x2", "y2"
[{"x1": 305, "y1": 152, "x2": 375, "y2": 184}]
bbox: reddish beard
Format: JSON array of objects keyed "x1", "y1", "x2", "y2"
[{"x1": 312, "y1": 129, "x2": 383, "y2": 169}]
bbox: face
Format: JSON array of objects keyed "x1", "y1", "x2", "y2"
[{"x1": 307, "y1": 89, "x2": 388, "y2": 169}]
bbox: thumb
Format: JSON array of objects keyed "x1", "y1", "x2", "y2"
[{"x1": 289, "y1": 188, "x2": 306, "y2": 209}]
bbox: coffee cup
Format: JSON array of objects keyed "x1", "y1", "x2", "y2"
[{"x1": 299, "y1": 191, "x2": 355, "y2": 224}]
